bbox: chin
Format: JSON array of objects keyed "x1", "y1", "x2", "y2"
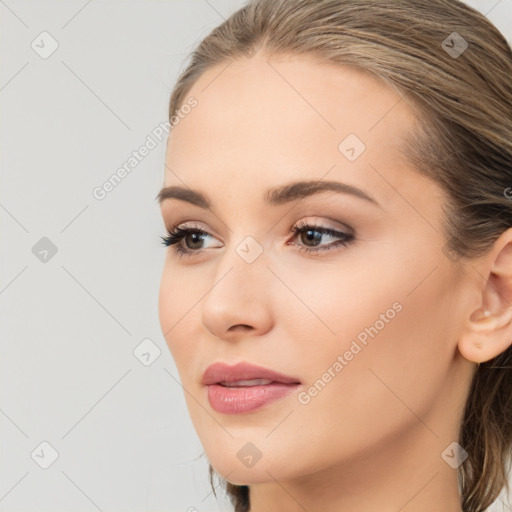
[
  {"x1": 207, "y1": 444, "x2": 309, "y2": 486},
  {"x1": 211, "y1": 462, "x2": 275, "y2": 486}
]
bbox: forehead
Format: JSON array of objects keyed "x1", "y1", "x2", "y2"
[{"x1": 164, "y1": 53, "x2": 422, "y2": 208}]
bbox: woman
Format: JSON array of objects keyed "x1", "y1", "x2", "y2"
[{"x1": 157, "y1": 1, "x2": 512, "y2": 510}]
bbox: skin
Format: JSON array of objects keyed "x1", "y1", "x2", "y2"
[{"x1": 158, "y1": 50, "x2": 512, "y2": 512}]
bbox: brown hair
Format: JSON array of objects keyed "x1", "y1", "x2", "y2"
[{"x1": 167, "y1": 1, "x2": 512, "y2": 510}]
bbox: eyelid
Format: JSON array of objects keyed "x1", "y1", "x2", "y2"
[
  {"x1": 170, "y1": 221, "x2": 220, "y2": 238},
  {"x1": 294, "y1": 216, "x2": 354, "y2": 233},
  {"x1": 175, "y1": 222, "x2": 223, "y2": 247},
  {"x1": 165, "y1": 218, "x2": 355, "y2": 256},
  {"x1": 171, "y1": 216, "x2": 352, "y2": 236}
]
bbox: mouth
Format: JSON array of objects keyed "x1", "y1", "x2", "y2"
[
  {"x1": 206, "y1": 381, "x2": 301, "y2": 414},
  {"x1": 217, "y1": 378, "x2": 293, "y2": 387},
  {"x1": 201, "y1": 362, "x2": 302, "y2": 414},
  {"x1": 201, "y1": 361, "x2": 301, "y2": 386}
]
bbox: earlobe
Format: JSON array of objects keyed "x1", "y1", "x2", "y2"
[
  {"x1": 458, "y1": 231, "x2": 512, "y2": 364},
  {"x1": 459, "y1": 306, "x2": 512, "y2": 363}
]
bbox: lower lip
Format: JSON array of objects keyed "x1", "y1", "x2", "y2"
[{"x1": 207, "y1": 383, "x2": 300, "y2": 414}]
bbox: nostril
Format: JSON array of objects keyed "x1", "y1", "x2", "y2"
[{"x1": 228, "y1": 324, "x2": 253, "y2": 331}]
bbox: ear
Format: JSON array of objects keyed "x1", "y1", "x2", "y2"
[{"x1": 458, "y1": 228, "x2": 512, "y2": 363}]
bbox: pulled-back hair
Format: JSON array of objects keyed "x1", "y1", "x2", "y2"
[{"x1": 168, "y1": 1, "x2": 512, "y2": 510}]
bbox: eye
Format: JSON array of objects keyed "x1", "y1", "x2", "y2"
[
  {"x1": 287, "y1": 220, "x2": 355, "y2": 255},
  {"x1": 160, "y1": 224, "x2": 220, "y2": 259},
  {"x1": 160, "y1": 220, "x2": 355, "y2": 258}
]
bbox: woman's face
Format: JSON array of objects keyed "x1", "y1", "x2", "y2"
[{"x1": 158, "y1": 52, "x2": 477, "y2": 485}]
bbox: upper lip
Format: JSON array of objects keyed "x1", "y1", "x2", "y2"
[{"x1": 201, "y1": 361, "x2": 301, "y2": 385}]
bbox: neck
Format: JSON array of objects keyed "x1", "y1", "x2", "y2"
[{"x1": 248, "y1": 422, "x2": 464, "y2": 512}]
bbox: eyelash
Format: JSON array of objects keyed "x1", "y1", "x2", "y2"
[{"x1": 160, "y1": 220, "x2": 355, "y2": 259}]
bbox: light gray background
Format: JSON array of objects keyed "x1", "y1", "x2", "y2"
[{"x1": 1, "y1": 1, "x2": 511, "y2": 511}]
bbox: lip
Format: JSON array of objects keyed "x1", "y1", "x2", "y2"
[
  {"x1": 202, "y1": 361, "x2": 302, "y2": 414},
  {"x1": 201, "y1": 361, "x2": 301, "y2": 386}
]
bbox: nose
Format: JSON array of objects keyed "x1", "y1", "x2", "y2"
[{"x1": 201, "y1": 252, "x2": 274, "y2": 341}]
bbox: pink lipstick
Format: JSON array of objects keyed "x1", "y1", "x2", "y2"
[{"x1": 202, "y1": 361, "x2": 301, "y2": 414}]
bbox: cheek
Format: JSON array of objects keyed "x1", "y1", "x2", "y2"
[
  {"x1": 262, "y1": 256, "x2": 457, "y2": 464},
  {"x1": 158, "y1": 270, "x2": 174, "y2": 348},
  {"x1": 158, "y1": 266, "x2": 199, "y2": 365}
]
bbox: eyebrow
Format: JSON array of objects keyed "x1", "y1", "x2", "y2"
[{"x1": 156, "y1": 180, "x2": 381, "y2": 209}]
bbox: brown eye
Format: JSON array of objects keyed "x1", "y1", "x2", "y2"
[
  {"x1": 299, "y1": 228, "x2": 323, "y2": 247},
  {"x1": 183, "y1": 231, "x2": 207, "y2": 250},
  {"x1": 160, "y1": 225, "x2": 221, "y2": 258},
  {"x1": 289, "y1": 221, "x2": 355, "y2": 255}
]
